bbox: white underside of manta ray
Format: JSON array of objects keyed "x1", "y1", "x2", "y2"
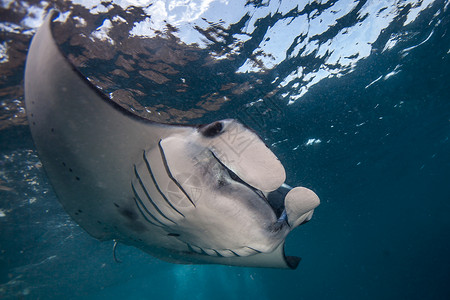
[{"x1": 24, "y1": 11, "x2": 320, "y2": 269}]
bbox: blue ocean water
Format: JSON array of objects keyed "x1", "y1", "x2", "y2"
[{"x1": 1, "y1": 1, "x2": 449, "y2": 299}]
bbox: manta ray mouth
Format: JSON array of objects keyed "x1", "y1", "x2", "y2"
[{"x1": 208, "y1": 150, "x2": 282, "y2": 216}]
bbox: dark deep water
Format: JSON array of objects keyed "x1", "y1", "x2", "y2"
[{"x1": 1, "y1": 1, "x2": 449, "y2": 299}]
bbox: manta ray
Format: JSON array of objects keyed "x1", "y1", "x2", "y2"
[{"x1": 24, "y1": 11, "x2": 320, "y2": 269}]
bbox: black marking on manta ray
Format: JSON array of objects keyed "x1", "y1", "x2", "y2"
[
  {"x1": 186, "y1": 244, "x2": 229, "y2": 258},
  {"x1": 131, "y1": 182, "x2": 169, "y2": 228},
  {"x1": 132, "y1": 194, "x2": 165, "y2": 228},
  {"x1": 132, "y1": 179, "x2": 174, "y2": 227},
  {"x1": 142, "y1": 151, "x2": 185, "y2": 218},
  {"x1": 187, "y1": 244, "x2": 206, "y2": 255},
  {"x1": 246, "y1": 246, "x2": 262, "y2": 253},
  {"x1": 228, "y1": 249, "x2": 241, "y2": 257},
  {"x1": 186, "y1": 243, "x2": 196, "y2": 253},
  {"x1": 198, "y1": 121, "x2": 223, "y2": 138},
  {"x1": 120, "y1": 208, "x2": 138, "y2": 221},
  {"x1": 204, "y1": 248, "x2": 221, "y2": 257},
  {"x1": 188, "y1": 244, "x2": 208, "y2": 256},
  {"x1": 157, "y1": 140, "x2": 196, "y2": 208},
  {"x1": 133, "y1": 166, "x2": 178, "y2": 225}
]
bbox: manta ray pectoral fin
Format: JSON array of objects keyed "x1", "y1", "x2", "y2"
[
  {"x1": 285, "y1": 187, "x2": 320, "y2": 228},
  {"x1": 201, "y1": 120, "x2": 286, "y2": 192}
]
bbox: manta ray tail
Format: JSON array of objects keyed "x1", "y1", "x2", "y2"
[{"x1": 113, "y1": 240, "x2": 122, "y2": 263}]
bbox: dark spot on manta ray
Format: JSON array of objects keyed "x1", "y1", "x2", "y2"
[
  {"x1": 168, "y1": 233, "x2": 180, "y2": 237},
  {"x1": 51, "y1": 128, "x2": 54, "y2": 133},
  {"x1": 199, "y1": 121, "x2": 223, "y2": 137},
  {"x1": 69, "y1": 168, "x2": 73, "y2": 172},
  {"x1": 114, "y1": 202, "x2": 120, "y2": 208},
  {"x1": 62, "y1": 162, "x2": 66, "y2": 167},
  {"x1": 268, "y1": 221, "x2": 284, "y2": 233},
  {"x1": 78, "y1": 209, "x2": 83, "y2": 213},
  {"x1": 217, "y1": 179, "x2": 227, "y2": 187},
  {"x1": 97, "y1": 220, "x2": 102, "y2": 224},
  {"x1": 120, "y1": 208, "x2": 138, "y2": 220},
  {"x1": 75, "y1": 176, "x2": 80, "y2": 181}
]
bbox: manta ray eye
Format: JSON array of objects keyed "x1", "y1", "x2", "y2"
[{"x1": 199, "y1": 121, "x2": 223, "y2": 138}]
